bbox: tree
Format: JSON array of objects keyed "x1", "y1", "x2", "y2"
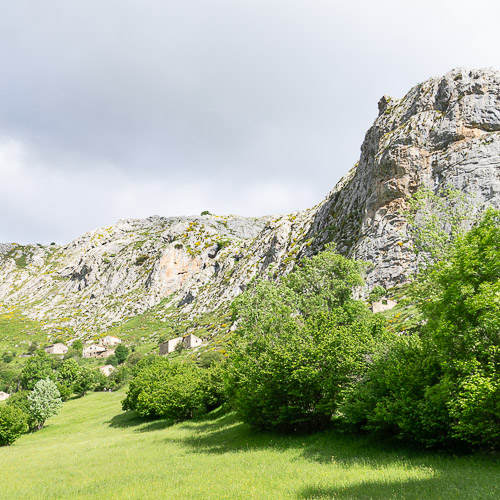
[
  {"x1": 73, "y1": 367, "x2": 102, "y2": 397},
  {"x1": 225, "y1": 245, "x2": 384, "y2": 432},
  {"x1": 56, "y1": 358, "x2": 81, "y2": 400},
  {"x1": 20, "y1": 351, "x2": 56, "y2": 390},
  {"x1": 7, "y1": 390, "x2": 38, "y2": 431},
  {"x1": 0, "y1": 405, "x2": 28, "y2": 446},
  {"x1": 123, "y1": 358, "x2": 209, "y2": 421},
  {"x1": 28, "y1": 378, "x2": 62, "y2": 430},
  {"x1": 345, "y1": 209, "x2": 500, "y2": 448},
  {"x1": 114, "y1": 344, "x2": 129, "y2": 364}
]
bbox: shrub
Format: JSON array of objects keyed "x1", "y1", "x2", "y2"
[
  {"x1": 0, "y1": 405, "x2": 28, "y2": 446},
  {"x1": 123, "y1": 358, "x2": 210, "y2": 421},
  {"x1": 20, "y1": 351, "x2": 56, "y2": 390},
  {"x1": 7, "y1": 391, "x2": 38, "y2": 431},
  {"x1": 345, "y1": 209, "x2": 500, "y2": 449},
  {"x1": 225, "y1": 245, "x2": 384, "y2": 432}
]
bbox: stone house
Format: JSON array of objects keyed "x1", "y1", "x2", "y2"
[
  {"x1": 159, "y1": 334, "x2": 203, "y2": 355},
  {"x1": 372, "y1": 298, "x2": 398, "y2": 313},
  {"x1": 0, "y1": 391, "x2": 9, "y2": 401},
  {"x1": 98, "y1": 364, "x2": 115, "y2": 377},
  {"x1": 97, "y1": 348, "x2": 115, "y2": 359},
  {"x1": 184, "y1": 334, "x2": 203, "y2": 349},
  {"x1": 159, "y1": 337, "x2": 183, "y2": 355},
  {"x1": 83, "y1": 344, "x2": 107, "y2": 358},
  {"x1": 99, "y1": 335, "x2": 122, "y2": 347},
  {"x1": 44, "y1": 343, "x2": 68, "y2": 355}
]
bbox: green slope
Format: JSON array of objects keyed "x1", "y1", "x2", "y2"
[{"x1": 1, "y1": 392, "x2": 499, "y2": 499}]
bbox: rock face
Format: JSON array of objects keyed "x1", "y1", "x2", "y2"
[{"x1": 1, "y1": 68, "x2": 499, "y2": 337}]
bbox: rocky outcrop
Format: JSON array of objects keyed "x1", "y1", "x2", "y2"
[{"x1": 1, "y1": 68, "x2": 499, "y2": 337}]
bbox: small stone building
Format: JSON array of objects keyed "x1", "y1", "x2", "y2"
[
  {"x1": 99, "y1": 335, "x2": 122, "y2": 347},
  {"x1": 45, "y1": 343, "x2": 68, "y2": 355},
  {"x1": 184, "y1": 334, "x2": 202, "y2": 349},
  {"x1": 83, "y1": 344, "x2": 107, "y2": 358},
  {"x1": 159, "y1": 337, "x2": 183, "y2": 355},
  {"x1": 98, "y1": 364, "x2": 115, "y2": 377},
  {"x1": 0, "y1": 391, "x2": 9, "y2": 401},
  {"x1": 159, "y1": 334, "x2": 203, "y2": 355},
  {"x1": 372, "y1": 298, "x2": 398, "y2": 313}
]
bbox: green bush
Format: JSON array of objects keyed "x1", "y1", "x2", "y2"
[
  {"x1": 7, "y1": 391, "x2": 38, "y2": 431},
  {"x1": 20, "y1": 351, "x2": 56, "y2": 390},
  {"x1": 345, "y1": 209, "x2": 500, "y2": 449},
  {"x1": 123, "y1": 358, "x2": 215, "y2": 421},
  {"x1": 0, "y1": 405, "x2": 28, "y2": 446},
  {"x1": 225, "y1": 245, "x2": 384, "y2": 432}
]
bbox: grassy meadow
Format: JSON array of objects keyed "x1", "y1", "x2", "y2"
[{"x1": 1, "y1": 391, "x2": 499, "y2": 499}]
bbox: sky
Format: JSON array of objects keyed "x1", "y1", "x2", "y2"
[{"x1": 1, "y1": 0, "x2": 500, "y2": 244}]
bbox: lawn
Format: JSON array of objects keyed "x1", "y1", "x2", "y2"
[{"x1": 1, "y1": 392, "x2": 498, "y2": 499}]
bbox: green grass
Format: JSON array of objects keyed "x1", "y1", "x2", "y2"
[{"x1": 0, "y1": 392, "x2": 498, "y2": 499}]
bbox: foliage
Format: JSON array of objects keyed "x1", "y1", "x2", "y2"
[
  {"x1": 28, "y1": 378, "x2": 62, "y2": 430},
  {"x1": 73, "y1": 367, "x2": 105, "y2": 397},
  {"x1": 7, "y1": 390, "x2": 38, "y2": 431},
  {"x1": 226, "y1": 245, "x2": 384, "y2": 432},
  {"x1": 0, "y1": 363, "x2": 17, "y2": 393},
  {"x1": 56, "y1": 359, "x2": 81, "y2": 401},
  {"x1": 2, "y1": 352, "x2": 13, "y2": 363},
  {"x1": 346, "y1": 209, "x2": 500, "y2": 448},
  {"x1": 200, "y1": 210, "x2": 211, "y2": 216},
  {"x1": 0, "y1": 405, "x2": 28, "y2": 446},
  {"x1": 114, "y1": 344, "x2": 129, "y2": 364},
  {"x1": 20, "y1": 351, "x2": 56, "y2": 390},
  {"x1": 368, "y1": 285, "x2": 386, "y2": 303},
  {"x1": 402, "y1": 186, "x2": 477, "y2": 266},
  {"x1": 123, "y1": 357, "x2": 213, "y2": 421}
]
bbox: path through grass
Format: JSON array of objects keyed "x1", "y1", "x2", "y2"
[{"x1": 1, "y1": 392, "x2": 498, "y2": 499}]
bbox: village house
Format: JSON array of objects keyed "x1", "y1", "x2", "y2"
[
  {"x1": 0, "y1": 391, "x2": 10, "y2": 401},
  {"x1": 159, "y1": 334, "x2": 203, "y2": 355},
  {"x1": 372, "y1": 298, "x2": 398, "y2": 313},
  {"x1": 97, "y1": 348, "x2": 115, "y2": 359},
  {"x1": 99, "y1": 335, "x2": 122, "y2": 347},
  {"x1": 83, "y1": 343, "x2": 117, "y2": 359},
  {"x1": 184, "y1": 334, "x2": 203, "y2": 349},
  {"x1": 83, "y1": 344, "x2": 107, "y2": 358},
  {"x1": 98, "y1": 364, "x2": 115, "y2": 377},
  {"x1": 44, "y1": 343, "x2": 68, "y2": 355}
]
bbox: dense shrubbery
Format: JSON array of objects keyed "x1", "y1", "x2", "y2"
[
  {"x1": 123, "y1": 356, "x2": 224, "y2": 421},
  {"x1": 0, "y1": 405, "x2": 28, "y2": 446},
  {"x1": 225, "y1": 245, "x2": 385, "y2": 432},
  {"x1": 345, "y1": 208, "x2": 500, "y2": 448}
]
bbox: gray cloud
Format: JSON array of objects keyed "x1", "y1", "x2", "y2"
[{"x1": 1, "y1": 0, "x2": 499, "y2": 243}]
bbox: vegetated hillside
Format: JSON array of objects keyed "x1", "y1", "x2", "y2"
[{"x1": 1, "y1": 67, "x2": 499, "y2": 342}]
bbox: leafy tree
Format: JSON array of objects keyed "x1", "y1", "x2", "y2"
[
  {"x1": 225, "y1": 245, "x2": 384, "y2": 432},
  {"x1": 346, "y1": 209, "x2": 500, "y2": 448},
  {"x1": 7, "y1": 390, "x2": 38, "y2": 431},
  {"x1": 73, "y1": 367, "x2": 102, "y2": 397},
  {"x1": 114, "y1": 344, "x2": 129, "y2": 364},
  {"x1": 0, "y1": 405, "x2": 28, "y2": 446},
  {"x1": 20, "y1": 351, "x2": 56, "y2": 390},
  {"x1": 28, "y1": 378, "x2": 62, "y2": 430},
  {"x1": 56, "y1": 358, "x2": 81, "y2": 400},
  {"x1": 123, "y1": 358, "x2": 209, "y2": 421}
]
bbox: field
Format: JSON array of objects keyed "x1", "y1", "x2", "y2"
[{"x1": 1, "y1": 392, "x2": 499, "y2": 499}]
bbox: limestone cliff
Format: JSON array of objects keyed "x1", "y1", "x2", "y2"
[{"x1": 1, "y1": 68, "x2": 499, "y2": 339}]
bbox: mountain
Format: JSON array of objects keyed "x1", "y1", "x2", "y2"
[{"x1": 1, "y1": 67, "x2": 499, "y2": 341}]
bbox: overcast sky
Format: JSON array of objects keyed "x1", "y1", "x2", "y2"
[{"x1": 1, "y1": 0, "x2": 500, "y2": 244}]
